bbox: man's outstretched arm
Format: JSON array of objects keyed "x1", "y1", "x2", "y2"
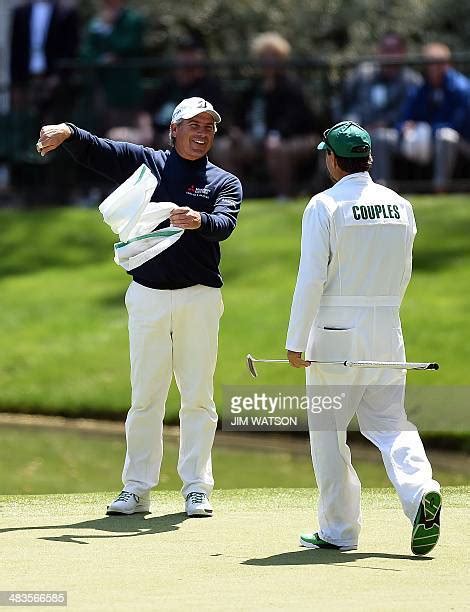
[{"x1": 36, "y1": 123, "x2": 156, "y2": 184}]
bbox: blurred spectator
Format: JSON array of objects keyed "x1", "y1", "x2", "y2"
[
  {"x1": 336, "y1": 32, "x2": 422, "y2": 184},
  {"x1": 7, "y1": 0, "x2": 79, "y2": 206},
  {"x1": 107, "y1": 37, "x2": 224, "y2": 148},
  {"x1": 81, "y1": 0, "x2": 144, "y2": 130},
  {"x1": 213, "y1": 32, "x2": 320, "y2": 199},
  {"x1": 397, "y1": 43, "x2": 470, "y2": 192},
  {"x1": 10, "y1": 0, "x2": 79, "y2": 117}
]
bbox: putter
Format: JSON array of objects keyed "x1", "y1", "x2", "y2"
[{"x1": 246, "y1": 354, "x2": 439, "y2": 378}]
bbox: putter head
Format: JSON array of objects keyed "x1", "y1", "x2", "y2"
[{"x1": 246, "y1": 354, "x2": 258, "y2": 378}]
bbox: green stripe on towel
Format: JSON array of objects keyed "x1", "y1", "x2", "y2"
[
  {"x1": 115, "y1": 228, "x2": 183, "y2": 249},
  {"x1": 134, "y1": 165, "x2": 147, "y2": 185}
]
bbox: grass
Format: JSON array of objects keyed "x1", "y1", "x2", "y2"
[
  {"x1": 0, "y1": 196, "x2": 469, "y2": 425},
  {"x1": 0, "y1": 427, "x2": 467, "y2": 495},
  {"x1": 0, "y1": 488, "x2": 468, "y2": 610}
]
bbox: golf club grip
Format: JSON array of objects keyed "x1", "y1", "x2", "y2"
[{"x1": 344, "y1": 361, "x2": 439, "y2": 370}]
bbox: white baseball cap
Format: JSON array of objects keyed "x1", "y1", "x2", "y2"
[{"x1": 171, "y1": 97, "x2": 222, "y2": 124}]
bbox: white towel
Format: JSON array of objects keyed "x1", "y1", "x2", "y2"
[{"x1": 98, "y1": 164, "x2": 184, "y2": 271}]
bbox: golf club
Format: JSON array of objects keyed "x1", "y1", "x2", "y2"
[{"x1": 246, "y1": 354, "x2": 439, "y2": 378}]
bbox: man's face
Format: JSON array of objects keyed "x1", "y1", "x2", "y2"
[
  {"x1": 257, "y1": 47, "x2": 286, "y2": 78},
  {"x1": 425, "y1": 59, "x2": 448, "y2": 88},
  {"x1": 172, "y1": 112, "x2": 216, "y2": 160},
  {"x1": 378, "y1": 35, "x2": 406, "y2": 79},
  {"x1": 423, "y1": 44, "x2": 451, "y2": 88}
]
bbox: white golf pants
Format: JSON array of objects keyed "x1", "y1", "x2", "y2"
[
  {"x1": 122, "y1": 281, "x2": 223, "y2": 498},
  {"x1": 305, "y1": 300, "x2": 440, "y2": 548}
]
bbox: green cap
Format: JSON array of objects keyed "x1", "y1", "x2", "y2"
[{"x1": 317, "y1": 121, "x2": 371, "y2": 157}]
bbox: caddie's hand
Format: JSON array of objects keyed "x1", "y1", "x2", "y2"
[
  {"x1": 36, "y1": 123, "x2": 72, "y2": 156},
  {"x1": 287, "y1": 350, "x2": 311, "y2": 368},
  {"x1": 170, "y1": 206, "x2": 201, "y2": 230}
]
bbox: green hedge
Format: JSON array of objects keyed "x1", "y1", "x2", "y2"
[{"x1": 79, "y1": 0, "x2": 470, "y2": 59}]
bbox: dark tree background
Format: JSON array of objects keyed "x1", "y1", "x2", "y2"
[{"x1": 76, "y1": 0, "x2": 470, "y2": 59}]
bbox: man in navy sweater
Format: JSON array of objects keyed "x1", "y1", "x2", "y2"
[{"x1": 37, "y1": 97, "x2": 243, "y2": 517}]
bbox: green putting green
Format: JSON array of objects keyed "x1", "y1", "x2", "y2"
[{"x1": 0, "y1": 487, "x2": 467, "y2": 611}]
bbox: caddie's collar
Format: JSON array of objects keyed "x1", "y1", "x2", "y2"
[{"x1": 334, "y1": 172, "x2": 372, "y2": 187}]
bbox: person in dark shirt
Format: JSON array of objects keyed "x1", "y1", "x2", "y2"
[
  {"x1": 36, "y1": 97, "x2": 243, "y2": 517},
  {"x1": 10, "y1": 0, "x2": 79, "y2": 89},
  {"x1": 336, "y1": 33, "x2": 422, "y2": 129},
  {"x1": 106, "y1": 38, "x2": 224, "y2": 148},
  {"x1": 10, "y1": 0, "x2": 79, "y2": 118},
  {"x1": 8, "y1": 0, "x2": 79, "y2": 206},
  {"x1": 213, "y1": 32, "x2": 320, "y2": 199},
  {"x1": 335, "y1": 32, "x2": 422, "y2": 185}
]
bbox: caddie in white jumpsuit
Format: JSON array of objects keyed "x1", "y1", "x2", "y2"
[{"x1": 286, "y1": 122, "x2": 441, "y2": 555}]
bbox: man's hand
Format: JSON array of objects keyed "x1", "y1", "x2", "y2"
[
  {"x1": 170, "y1": 206, "x2": 202, "y2": 230},
  {"x1": 287, "y1": 350, "x2": 311, "y2": 368},
  {"x1": 36, "y1": 123, "x2": 72, "y2": 157}
]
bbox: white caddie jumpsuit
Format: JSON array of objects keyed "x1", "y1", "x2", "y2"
[{"x1": 286, "y1": 171, "x2": 440, "y2": 548}]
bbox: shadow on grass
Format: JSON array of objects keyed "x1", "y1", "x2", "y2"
[
  {"x1": 0, "y1": 512, "x2": 188, "y2": 545},
  {"x1": 243, "y1": 548, "x2": 433, "y2": 570}
]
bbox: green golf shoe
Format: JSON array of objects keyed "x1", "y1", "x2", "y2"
[
  {"x1": 411, "y1": 490, "x2": 442, "y2": 556},
  {"x1": 299, "y1": 532, "x2": 357, "y2": 551}
]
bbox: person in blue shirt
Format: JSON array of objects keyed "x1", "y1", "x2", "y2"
[
  {"x1": 36, "y1": 97, "x2": 243, "y2": 517},
  {"x1": 398, "y1": 43, "x2": 470, "y2": 192}
]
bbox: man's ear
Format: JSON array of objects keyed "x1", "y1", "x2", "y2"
[
  {"x1": 170, "y1": 122, "x2": 177, "y2": 138},
  {"x1": 332, "y1": 153, "x2": 339, "y2": 171}
]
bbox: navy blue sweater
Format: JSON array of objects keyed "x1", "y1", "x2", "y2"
[{"x1": 63, "y1": 125, "x2": 243, "y2": 289}]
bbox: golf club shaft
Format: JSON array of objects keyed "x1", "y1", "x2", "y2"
[{"x1": 250, "y1": 358, "x2": 438, "y2": 370}]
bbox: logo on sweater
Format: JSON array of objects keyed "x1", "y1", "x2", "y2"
[{"x1": 186, "y1": 184, "x2": 211, "y2": 199}]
